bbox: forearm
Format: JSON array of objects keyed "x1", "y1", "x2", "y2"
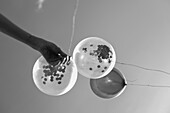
[
  {"x1": 0, "y1": 13, "x2": 67, "y2": 65},
  {"x1": 0, "y1": 13, "x2": 42, "y2": 50}
]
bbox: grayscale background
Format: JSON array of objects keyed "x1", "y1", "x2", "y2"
[{"x1": 0, "y1": 0, "x2": 170, "y2": 113}]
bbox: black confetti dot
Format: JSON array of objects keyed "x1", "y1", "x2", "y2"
[
  {"x1": 89, "y1": 67, "x2": 93, "y2": 70},
  {"x1": 101, "y1": 70, "x2": 105, "y2": 73},
  {"x1": 58, "y1": 81, "x2": 61, "y2": 84},
  {"x1": 61, "y1": 74, "x2": 64, "y2": 78},
  {"x1": 90, "y1": 44, "x2": 93, "y2": 47},
  {"x1": 43, "y1": 81, "x2": 46, "y2": 84},
  {"x1": 44, "y1": 78, "x2": 47, "y2": 81},
  {"x1": 97, "y1": 65, "x2": 101, "y2": 68},
  {"x1": 104, "y1": 66, "x2": 107, "y2": 69},
  {"x1": 44, "y1": 74, "x2": 47, "y2": 77}
]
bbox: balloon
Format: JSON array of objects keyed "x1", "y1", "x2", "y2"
[
  {"x1": 73, "y1": 37, "x2": 116, "y2": 79},
  {"x1": 90, "y1": 68, "x2": 127, "y2": 99},
  {"x1": 32, "y1": 55, "x2": 78, "y2": 96}
]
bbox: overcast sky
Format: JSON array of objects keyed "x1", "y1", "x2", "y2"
[{"x1": 1, "y1": 0, "x2": 170, "y2": 113}]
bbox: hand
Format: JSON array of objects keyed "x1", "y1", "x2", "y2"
[
  {"x1": 0, "y1": 13, "x2": 68, "y2": 66},
  {"x1": 39, "y1": 39, "x2": 67, "y2": 66}
]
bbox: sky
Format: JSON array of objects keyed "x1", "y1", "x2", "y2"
[{"x1": 0, "y1": 0, "x2": 170, "y2": 113}]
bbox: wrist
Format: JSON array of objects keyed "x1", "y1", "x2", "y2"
[{"x1": 28, "y1": 34, "x2": 46, "y2": 51}]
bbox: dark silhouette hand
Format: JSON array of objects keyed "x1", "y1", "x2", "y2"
[
  {"x1": 0, "y1": 13, "x2": 68, "y2": 66},
  {"x1": 38, "y1": 38, "x2": 68, "y2": 66}
]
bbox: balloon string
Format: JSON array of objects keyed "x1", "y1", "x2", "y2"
[
  {"x1": 128, "y1": 83, "x2": 170, "y2": 88},
  {"x1": 117, "y1": 61, "x2": 170, "y2": 88},
  {"x1": 68, "y1": 0, "x2": 79, "y2": 56},
  {"x1": 116, "y1": 61, "x2": 170, "y2": 76}
]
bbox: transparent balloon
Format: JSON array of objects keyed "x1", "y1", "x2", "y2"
[
  {"x1": 32, "y1": 55, "x2": 78, "y2": 96},
  {"x1": 90, "y1": 68, "x2": 127, "y2": 99},
  {"x1": 73, "y1": 37, "x2": 116, "y2": 79}
]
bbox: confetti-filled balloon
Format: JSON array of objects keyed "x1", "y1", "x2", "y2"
[
  {"x1": 73, "y1": 37, "x2": 116, "y2": 79},
  {"x1": 90, "y1": 68, "x2": 127, "y2": 99},
  {"x1": 32, "y1": 56, "x2": 78, "y2": 96}
]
